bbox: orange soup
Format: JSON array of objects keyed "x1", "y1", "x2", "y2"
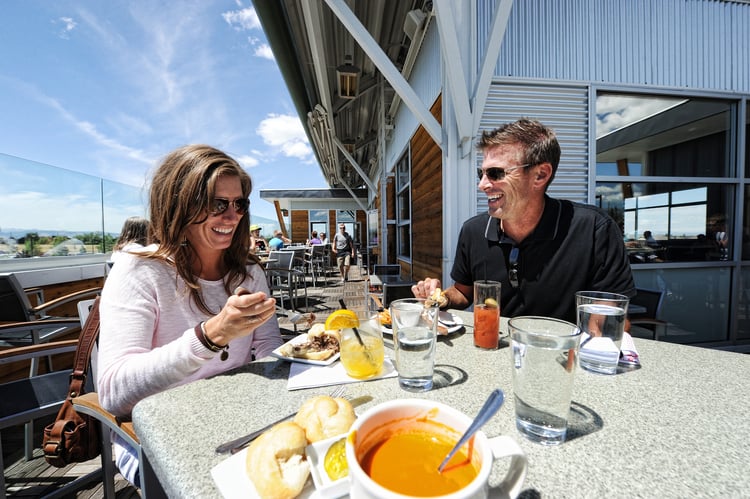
[{"x1": 359, "y1": 426, "x2": 479, "y2": 496}]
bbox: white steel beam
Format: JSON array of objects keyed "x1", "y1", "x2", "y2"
[{"x1": 323, "y1": 0, "x2": 443, "y2": 146}]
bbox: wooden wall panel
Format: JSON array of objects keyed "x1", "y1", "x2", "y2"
[
  {"x1": 408, "y1": 95, "x2": 443, "y2": 282},
  {"x1": 290, "y1": 210, "x2": 310, "y2": 244}
]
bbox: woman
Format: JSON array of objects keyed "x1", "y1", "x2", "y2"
[
  {"x1": 250, "y1": 224, "x2": 267, "y2": 253},
  {"x1": 110, "y1": 216, "x2": 150, "y2": 264},
  {"x1": 97, "y1": 145, "x2": 283, "y2": 486}
]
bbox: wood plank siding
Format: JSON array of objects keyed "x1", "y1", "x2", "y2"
[{"x1": 408, "y1": 95, "x2": 443, "y2": 282}]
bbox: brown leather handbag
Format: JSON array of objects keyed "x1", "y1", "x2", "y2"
[{"x1": 42, "y1": 296, "x2": 102, "y2": 467}]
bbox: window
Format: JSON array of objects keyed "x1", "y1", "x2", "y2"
[
  {"x1": 395, "y1": 151, "x2": 411, "y2": 259},
  {"x1": 595, "y1": 91, "x2": 742, "y2": 344}
]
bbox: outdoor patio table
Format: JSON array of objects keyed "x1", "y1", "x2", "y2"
[{"x1": 133, "y1": 310, "x2": 750, "y2": 498}]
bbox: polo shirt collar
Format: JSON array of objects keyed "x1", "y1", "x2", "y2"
[{"x1": 484, "y1": 195, "x2": 561, "y2": 244}]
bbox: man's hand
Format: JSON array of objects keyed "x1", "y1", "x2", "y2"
[{"x1": 412, "y1": 277, "x2": 443, "y2": 300}]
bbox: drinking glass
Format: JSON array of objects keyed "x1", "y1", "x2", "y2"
[
  {"x1": 390, "y1": 298, "x2": 439, "y2": 392},
  {"x1": 340, "y1": 309, "x2": 385, "y2": 379},
  {"x1": 509, "y1": 316, "x2": 582, "y2": 445},
  {"x1": 576, "y1": 291, "x2": 629, "y2": 375},
  {"x1": 473, "y1": 280, "x2": 501, "y2": 349}
]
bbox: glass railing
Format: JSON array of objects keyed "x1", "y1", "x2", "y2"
[{"x1": 0, "y1": 153, "x2": 146, "y2": 267}]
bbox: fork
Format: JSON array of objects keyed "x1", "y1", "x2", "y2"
[{"x1": 215, "y1": 385, "x2": 348, "y2": 454}]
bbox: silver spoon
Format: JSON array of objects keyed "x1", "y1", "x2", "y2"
[{"x1": 437, "y1": 389, "x2": 505, "y2": 473}]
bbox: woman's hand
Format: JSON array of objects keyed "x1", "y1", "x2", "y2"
[{"x1": 202, "y1": 288, "x2": 276, "y2": 346}]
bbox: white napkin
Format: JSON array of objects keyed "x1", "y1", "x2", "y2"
[
  {"x1": 579, "y1": 332, "x2": 640, "y2": 366},
  {"x1": 287, "y1": 357, "x2": 398, "y2": 390}
]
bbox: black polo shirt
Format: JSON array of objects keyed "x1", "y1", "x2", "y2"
[{"x1": 450, "y1": 195, "x2": 635, "y2": 324}]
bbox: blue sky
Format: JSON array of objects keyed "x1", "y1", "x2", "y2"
[{"x1": 0, "y1": 0, "x2": 327, "y2": 222}]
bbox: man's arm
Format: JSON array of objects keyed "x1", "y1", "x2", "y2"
[{"x1": 412, "y1": 278, "x2": 472, "y2": 310}]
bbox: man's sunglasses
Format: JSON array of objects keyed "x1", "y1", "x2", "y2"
[
  {"x1": 476, "y1": 164, "x2": 530, "y2": 182},
  {"x1": 209, "y1": 198, "x2": 249, "y2": 216}
]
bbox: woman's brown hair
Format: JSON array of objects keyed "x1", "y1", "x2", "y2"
[{"x1": 145, "y1": 144, "x2": 260, "y2": 315}]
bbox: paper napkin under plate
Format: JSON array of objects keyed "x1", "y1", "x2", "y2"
[{"x1": 287, "y1": 357, "x2": 397, "y2": 390}]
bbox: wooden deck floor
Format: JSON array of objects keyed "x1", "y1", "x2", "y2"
[{"x1": 3, "y1": 263, "x2": 370, "y2": 498}]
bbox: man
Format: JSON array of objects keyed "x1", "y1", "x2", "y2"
[
  {"x1": 332, "y1": 224, "x2": 354, "y2": 283},
  {"x1": 268, "y1": 230, "x2": 290, "y2": 250},
  {"x1": 412, "y1": 118, "x2": 635, "y2": 324}
]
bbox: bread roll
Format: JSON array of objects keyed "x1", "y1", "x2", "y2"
[
  {"x1": 294, "y1": 395, "x2": 356, "y2": 443},
  {"x1": 245, "y1": 421, "x2": 310, "y2": 499}
]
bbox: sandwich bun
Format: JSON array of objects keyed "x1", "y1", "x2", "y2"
[
  {"x1": 279, "y1": 325, "x2": 341, "y2": 361},
  {"x1": 245, "y1": 421, "x2": 310, "y2": 499},
  {"x1": 294, "y1": 395, "x2": 356, "y2": 443}
]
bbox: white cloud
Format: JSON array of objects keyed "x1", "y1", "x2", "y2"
[
  {"x1": 55, "y1": 16, "x2": 77, "y2": 38},
  {"x1": 256, "y1": 114, "x2": 313, "y2": 161},
  {"x1": 237, "y1": 155, "x2": 259, "y2": 168},
  {"x1": 254, "y1": 43, "x2": 275, "y2": 61},
  {"x1": 222, "y1": 7, "x2": 260, "y2": 31}
]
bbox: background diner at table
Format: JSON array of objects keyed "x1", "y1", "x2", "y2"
[{"x1": 97, "y1": 144, "x2": 283, "y2": 488}]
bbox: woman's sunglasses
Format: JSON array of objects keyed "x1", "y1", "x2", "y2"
[
  {"x1": 209, "y1": 198, "x2": 249, "y2": 216},
  {"x1": 476, "y1": 164, "x2": 530, "y2": 182}
]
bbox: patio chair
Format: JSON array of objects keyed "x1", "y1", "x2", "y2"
[
  {"x1": 0, "y1": 340, "x2": 104, "y2": 497},
  {"x1": 0, "y1": 272, "x2": 102, "y2": 347},
  {"x1": 71, "y1": 298, "x2": 167, "y2": 498},
  {"x1": 373, "y1": 264, "x2": 401, "y2": 278},
  {"x1": 267, "y1": 251, "x2": 308, "y2": 312},
  {"x1": 629, "y1": 288, "x2": 668, "y2": 340},
  {"x1": 306, "y1": 244, "x2": 331, "y2": 286},
  {"x1": 382, "y1": 281, "x2": 417, "y2": 308}
]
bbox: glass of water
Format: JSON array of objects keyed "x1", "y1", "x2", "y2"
[
  {"x1": 390, "y1": 298, "x2": 439, "y2": 392},
  {"x1": 508, "y1": 316, "x2": 582, "y2": 445},
  {"x1": 576, "y1": 291, "x2": 630, "y2": 375}
]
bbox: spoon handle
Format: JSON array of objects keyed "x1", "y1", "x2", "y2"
[{"x1": 438, "y1": 389, "x2": 505, "y2": 473}]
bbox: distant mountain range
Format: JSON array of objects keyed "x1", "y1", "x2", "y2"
[{"x1": 0, "y1": 214, "x2": 285, "y2": 240}]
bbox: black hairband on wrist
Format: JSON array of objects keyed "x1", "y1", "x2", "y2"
[{"x1": 194, "y1": 322, "x2": 229, "y2": 361}]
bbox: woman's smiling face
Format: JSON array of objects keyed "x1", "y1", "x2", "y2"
[{"x1": 186, "y1": 175, "x2": 245, "y2": 256}]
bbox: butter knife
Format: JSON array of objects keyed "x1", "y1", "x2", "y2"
[{"x1": 215, "y1": 411, "x2": 297, "y2": 454}]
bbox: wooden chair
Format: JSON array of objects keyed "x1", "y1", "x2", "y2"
[
  {"x1": 629, "y1": 288, "x2": 668, "y2": 340},
  {"x1": 0, "y1": 340, "x2": 103, "y2": 497},
  {"x1": 71, "y1": 298, "x2": 166, "y2": 498}
]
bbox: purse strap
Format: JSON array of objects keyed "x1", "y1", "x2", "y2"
[{"x1": 69, "y1": 295, "x2": 101, "y2": 397}]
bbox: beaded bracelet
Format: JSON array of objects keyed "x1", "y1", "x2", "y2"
[{"x1": 194, "y1": 322, "x2": 229, "y2": 361}]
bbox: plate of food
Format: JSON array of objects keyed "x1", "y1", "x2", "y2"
[
  {"x1": 379, "y1": 308, "x2": 464, "y2": 335},
  {"x1": 211, "y1": 395, "x2": 355, "y2": 499},
  {"x1": 271, "y1": 325, "x2": 341, "y2": 365}
]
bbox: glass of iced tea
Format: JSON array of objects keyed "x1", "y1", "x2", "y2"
[
  {"x1": 339, "y1": 309, "x2": 385, "y2": 379},
  {"x1": 473, "y1": 280, "x2": 501, "y2": 349}
]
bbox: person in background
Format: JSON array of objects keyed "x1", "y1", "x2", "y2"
[
  {"x1": 268, "y1": 230, "x2": 291, "y2": 250},
  {"x1": 412, "y1": 118, "x2": 635, "y2": 324},
  {"x1": 250, "y1": 224, "x2": 267, "y2": 253},
  {"x1": 110, "y1": 216, "x2": 150, "y2": 264},
  {"x1": 97, "y1": 144, "x2": 283, "y2": 487},
  {"x1": 332, "y1": 224, "x2": 354, "y2": 283},
  {"x1": 307, "y1": 230, "x2": 322, "y2": 246},
  {"x1": 319, "y1": 232, "x2": 328, "y2": 245}
]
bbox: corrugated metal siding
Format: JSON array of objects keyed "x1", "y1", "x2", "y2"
[
  {"x1": 477, "y1": 83, "x2": 589, "y2": 214},
  {"x1": 386, "y1": 19, "x2": 442, "y2": 168},
  {"x1": 477, "y1": 0, "x2": 750, "y2": 93}
]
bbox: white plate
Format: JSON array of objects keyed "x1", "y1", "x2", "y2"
[
  {"x1": 271, "y1": 334, "x2": 340, "y2": 366},
  {"x1": 382, "y1": 312, "x2": 464, "y2": 336},
  {"x1": 211, "y1": 446, "x2": 316, "y2": 499},
  {"x1": 211, "y1": 434, "x2": 351, "y2": 499}
]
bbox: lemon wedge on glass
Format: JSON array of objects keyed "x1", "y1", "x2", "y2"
[{"x1": 325, "y1": 309, "x2": 359, "y2": 330}]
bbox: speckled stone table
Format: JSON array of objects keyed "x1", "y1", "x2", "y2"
[{"x1": 133, "y1": 311, "x2": 750, "y2": 498}]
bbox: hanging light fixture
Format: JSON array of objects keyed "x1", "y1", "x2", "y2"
[{"x1": 336, "y1": 55, "x2": 360, "y2": 99}]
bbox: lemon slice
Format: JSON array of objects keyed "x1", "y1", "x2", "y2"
[
  {"x1": 325, "y1": 309, "x2": 359, "y2": 330},
  {"x1": 484, "y1": 298, "x2": 499, "y2": 308}
]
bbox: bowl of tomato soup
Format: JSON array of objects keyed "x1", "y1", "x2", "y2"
[{"x1": 346, "y1": 399, "x2": 527, "y2": 499}]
